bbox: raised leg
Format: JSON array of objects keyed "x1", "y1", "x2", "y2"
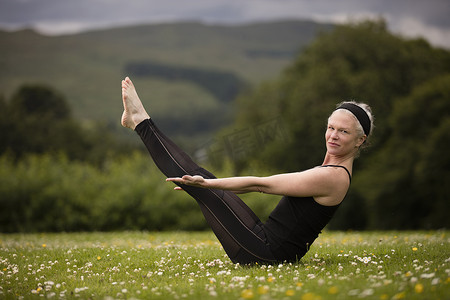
[{"x1": 121, "y1": 77, "x2": 276, "y2": 264}]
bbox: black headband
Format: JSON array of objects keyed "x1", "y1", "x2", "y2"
[{"x1": 336, "y1": 103, "x2": 371, "y2": 136}]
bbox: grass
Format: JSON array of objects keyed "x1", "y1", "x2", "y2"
[{"x1": 0, "y1": 231, "x2": 448, "y2": 299}]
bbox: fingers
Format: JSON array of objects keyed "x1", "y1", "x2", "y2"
[
  {"x1": 166, "y1": 175, "x2": 193, "y2": 182},
  {"x1": 166, "y1": 178, "x2": 186, "y2": 192},
  {"x1": 165, "y1": 177, "x2": 184, "y2": 191},
  {"x1": 166, "y1": 177, "x2": 184, "y2": 183},
  {"x1": 166, "y1": 175, "x2": 205, "y2": 187}
]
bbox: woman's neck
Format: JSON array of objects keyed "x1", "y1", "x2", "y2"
[{"x1": 322, "y1": 152, "x2": 355, "y2": 170}]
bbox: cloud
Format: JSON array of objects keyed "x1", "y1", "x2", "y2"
[
  {"x1": 0, "y1": 0, "x2": 449, "y2": 48},
  {"x1": 391, "y1": 16, "x2": 450, "y2": 48}
]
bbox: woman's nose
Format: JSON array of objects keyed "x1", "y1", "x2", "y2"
[{"x1": 331, "y1": 131, "x2": 339, "y2": 139}]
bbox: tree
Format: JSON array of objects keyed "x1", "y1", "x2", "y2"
[
  {"x1": 356, "y1": 75, "x2": 450, "y2": 229},
  {"x1": 0, "y1": 95, "x2": 13, "y2": 154},
  {"x1": 3, "y1": 85, "x2": 75, "y2": 157},
  {"x1": 1, "y1": 84, "x2": 127, "y2": 164},
  {"x1": 10, "y1": 85, "x2": 71, "y2": 120}
]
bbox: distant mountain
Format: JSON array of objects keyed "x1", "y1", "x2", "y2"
[{"x1": 0, "y1": 20, "x2": 333, "y2": 142}]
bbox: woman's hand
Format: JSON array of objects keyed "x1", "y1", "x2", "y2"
[{"x1": 166, "y1": 175, "x2": 208, "y2": 190}]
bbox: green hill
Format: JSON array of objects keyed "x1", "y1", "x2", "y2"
[{"x1": 0, "y1": 20, "x2": 332, "y2": 142}]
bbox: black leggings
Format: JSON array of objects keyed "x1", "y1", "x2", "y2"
[{"x1": 135, "y1": 119, "x2": 277, "y2": 264}]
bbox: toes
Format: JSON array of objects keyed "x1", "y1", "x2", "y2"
[{"x1": 122, "y1": 77, "x2": 134, "y2": 90}]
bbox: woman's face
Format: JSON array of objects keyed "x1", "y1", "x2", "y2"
[{"x1": 325, "y1": 110, "x2": 366, "y2": 157}]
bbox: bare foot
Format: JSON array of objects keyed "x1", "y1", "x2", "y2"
[{"x1": 121, "y1": 77, "x2": 150, "y2": 130}]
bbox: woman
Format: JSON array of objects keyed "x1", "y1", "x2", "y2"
[{"x1": 121, "y1": 77, "x2": 374, "y2": 264}]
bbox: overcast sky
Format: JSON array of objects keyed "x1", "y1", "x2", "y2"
[{"x1": 1, "y1": 0, "x2": 449, "y2": 48}]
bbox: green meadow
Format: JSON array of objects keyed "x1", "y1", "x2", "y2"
[
  {"x1": 1, "y1": 20, "x2": 450, "y2": 300},
  {"x1": 1, "y1": 231, "x2": 448, "y2": 299}
]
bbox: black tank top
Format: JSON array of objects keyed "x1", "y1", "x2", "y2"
[{"x1": 263, "y1": 165, "x2": 351, "y2": 262}]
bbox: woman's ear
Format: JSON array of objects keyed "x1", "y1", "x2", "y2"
[{"x1": 356, "y1": 135, "x2": 367, "y2": 148}]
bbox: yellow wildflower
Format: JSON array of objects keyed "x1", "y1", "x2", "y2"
[
  {"x1": 296, "y1": 282, "x2": 304, "y2": 288},
  {"x1": 328, "y1": 286, "x2": 339, "y2": 294},
  {"x1": 286, "y1": 289, "x2": 295, "y2": 296},
  {"x1": 267, "y1": 276, "x2": 275, "y2": 283},
  {"x1": 241, "y1": 289, "x2": 254, "y2": 299},
  {"x1": 42, "y1": 244, "x2": 46, "y2": 248},
  {"x1": 393, "y1": 291, "x2": 406, "y2": 299},
  {"x1": 301, "y1": 292, "x2": 322, "y2": 300},
  {"x1": 257, "y1": 286, "x2": 269, "y2": 295},
  {"x1": 412, "y1": 247, "x2": 418, "y2": 251},
  {"x1": 97, "y1": 256, "x2": 101, "y2": 260},
  {"x1": 414, "y1": 283, "x2": 424, "y2": 293}
]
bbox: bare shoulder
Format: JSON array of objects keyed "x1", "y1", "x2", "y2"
[
  {"x1": 309, "y1": 166, "x2": 351, "y2": 205},
  {"x1": 297, "y1": 165, "x2": 349, "y2": 181},
  {"x1": 318, "y1": 165, "x2": 351, "y2": 183}
]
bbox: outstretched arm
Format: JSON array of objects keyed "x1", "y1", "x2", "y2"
[{"x1": 166, "y1": 167, "x2": 350, "y2": 201}]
